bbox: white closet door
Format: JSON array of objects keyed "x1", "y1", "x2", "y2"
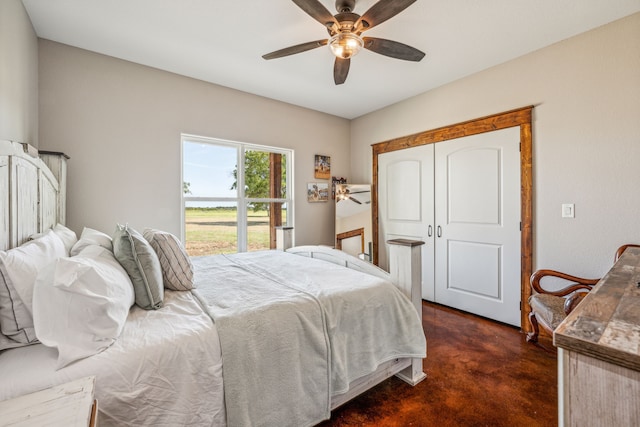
[
  {"x1": 378, "y1": 144, "x2": 435, "y2": 300},
  {"x1": 434, "y1": 127, "x2": 521, "y2": 326}
]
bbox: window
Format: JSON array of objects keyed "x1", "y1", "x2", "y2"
[{"x1": 182, "y1": 135, "x2": 293, "y2": 256}]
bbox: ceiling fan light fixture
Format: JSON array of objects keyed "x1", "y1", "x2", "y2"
[
  {"x1": 263, "y1": 0, "x2": 424, "y2": 84},
  {"x1": 329, "y1": 32, "x2": 363, "y2": 59}
]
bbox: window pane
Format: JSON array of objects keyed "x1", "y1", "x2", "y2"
[
  {"x1": 183, "y1": 136, "x2": 292, "y2": 255},
  {"x1": 183, "y1": 141, "x2": 237, "y2": 198},
  {"x1": 246, "y1": 203, "x2": 269, "y2": 252},
  {"x1": 185, "y1": 202, "x2": 237, "y2": 256},
  {"x1": 280, "y1": 202, "x2": 288, "y2": 225},
  {"x1": 246, "y1": 202, "x2": 288, "y2": 251},
  {"x1": 243, "y1": 150, "x2": 286, "y2": 200},
  {"x1": 280, "y1": 154, "x2": 287, "y2": 199}
]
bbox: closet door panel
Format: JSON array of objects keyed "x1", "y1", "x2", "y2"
[
  {"x1": 448, "y1": 241, "x2": 501, "y2": 298},
  {"x1": 434, "y1": 127, "x2": 521, "y2": 326},
  {"x1": 378, "y1": 145, "x2": 435, "y2": 301},
  {"x1": 387, "y1": 161, "x2": 422, "y2": 221},
  {"x1": 448, "y1": 148, "x2": 500, "y2": 224}
]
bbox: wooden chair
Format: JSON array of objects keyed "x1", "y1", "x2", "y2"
[{"x1": 526, "y1": 244, "x2": 640, "y2": 343}]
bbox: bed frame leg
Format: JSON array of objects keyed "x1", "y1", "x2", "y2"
[
  {"x1": 397, "y1": 359, "x2": 427, "y2": 385},
  {"x1": 387, "y1": 239, "x2": 427, "y2": 386}
]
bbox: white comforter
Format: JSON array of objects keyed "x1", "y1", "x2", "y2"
[{"x1": 192, "y1": 250, "x2": 426, "y2": 427}]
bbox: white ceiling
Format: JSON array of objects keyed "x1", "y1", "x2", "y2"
[{"x1": 22, "y1": 0, "x2": 640, "y2": 119}]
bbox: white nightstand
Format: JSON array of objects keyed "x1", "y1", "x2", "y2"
[{"x1": 0, "y1": 376, "x2": 97, "y2": 427}]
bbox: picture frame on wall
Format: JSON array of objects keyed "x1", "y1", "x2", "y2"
[
  {"x1": 307, "y1": 182, "x2": 329, "y2": 202},
  {"x1": 331, "y1": 176, "x2": 347, "y2": 199},
  {"x1": 314, "y1": 155, "x2": 331, "y2": 179}
]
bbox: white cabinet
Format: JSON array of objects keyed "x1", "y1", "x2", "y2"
[{"x1": 0, "y1": 376, "x2": 97, "y2": 427}]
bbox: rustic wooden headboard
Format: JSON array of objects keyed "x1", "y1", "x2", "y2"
[{"x1": 0, "y1": 140, "x2": 68, "y2": 251}]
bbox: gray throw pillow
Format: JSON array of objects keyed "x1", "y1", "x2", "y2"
[
  {"x1": 112, "y1": 224, "x2": 163, "y2": 310},
  {"x1": 143, "y1": 229, "x2": 194, "y2": 291}
]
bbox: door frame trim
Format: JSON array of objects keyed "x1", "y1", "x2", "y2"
[
  {"x1": 336, "y1": 227, "x2": 365, "y2": 253},
  {"x1": 371, "y1": 106, "x2": 533, "y2": 332}
]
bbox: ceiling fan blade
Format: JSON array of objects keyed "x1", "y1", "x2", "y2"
[
  {"x1": 262, "y1": 39, "x2": 328, "y2": 60},
  {"x1": 363, "y1": 37, "x2": 425, "y2": 61},
  {"x1": 349, "y1": 196, "x2": 362, "y2": 204},
  {"x1": 334, "y1": 57, "x2": 350, "y2": 85},
  {"x1": 357, "y1": 0, "x2": 416, "y2": 30},
  {"x1": 292, "y1": 0, "x2": 338, "y2": 28}
]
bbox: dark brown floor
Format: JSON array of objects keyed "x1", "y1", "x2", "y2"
[{"x1": 319, "y1": 301, "x2": 558, "y2": 427}]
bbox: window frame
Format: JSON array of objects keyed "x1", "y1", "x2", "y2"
[{"x1": 181, "y1": 134, "x2": 294, "y2": 253}]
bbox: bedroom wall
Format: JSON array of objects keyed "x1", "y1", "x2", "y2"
[
  {"x1": 37, "y1": 40, "x2": 350, "y2": 245},
  {"x1": 350, "y1": 13, "x2": 640, "y2": 278},
  {"x1": 0, "y1": 0, "x2": 39, "y2": 146}
]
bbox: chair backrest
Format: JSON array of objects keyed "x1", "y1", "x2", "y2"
[{"x1": 615, "y1": 244, "x2": 640, "y2": 262}]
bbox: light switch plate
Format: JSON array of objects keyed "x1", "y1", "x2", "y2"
[{"x1": 562, "y1": 203, "x2": 575, "y2": 218}]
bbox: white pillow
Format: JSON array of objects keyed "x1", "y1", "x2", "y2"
[
  {"x1": 0, "y1": 230, "x2": 67, "y2": 349},
  {"x1": 70, "y1": 227, "x2": 113, "y2": 256},
  {"x1": 33, "y1": 245, "x2": 135, "y2": 369},
  {"x1": 31, "y1": 224, "x2": 78, "y2": 255},
  {"x1": 52, "y1": 224, "x2": 78, "y2": 254}
]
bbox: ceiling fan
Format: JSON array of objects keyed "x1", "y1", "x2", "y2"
[
  {"x1": 262, "y1": 0, "x2": 425, "y2": 85},
  {"x1": 336, "y1": 187, "x2": 371, "y2": 204}
]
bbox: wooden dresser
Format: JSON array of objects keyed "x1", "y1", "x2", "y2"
[{"x1": 554, "y1": 247, "x2": 640, "y2": 426}]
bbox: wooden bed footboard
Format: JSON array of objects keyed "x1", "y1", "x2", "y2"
[{"x1": 286, "y1": 245, "x2": 391, "y2": 281}]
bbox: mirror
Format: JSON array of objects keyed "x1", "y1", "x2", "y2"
[{"x1": 335, "y1": 184, "x2": 372, "y2": 261}]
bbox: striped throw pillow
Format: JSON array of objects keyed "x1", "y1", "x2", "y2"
[{"x1": 143, "y1": 229, "x2": 194, "y2": 291}]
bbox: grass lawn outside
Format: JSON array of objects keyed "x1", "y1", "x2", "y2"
[{"x1": 185, "y1": 207, "x2": 283, "y2": 256}]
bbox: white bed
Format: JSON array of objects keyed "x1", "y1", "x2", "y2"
[
  {"x1": 0, "y1": 290, "x2": 226, "y2": 426},
  {"x1": 0, "y1": 140, "x2": 426, "y2": 426}
]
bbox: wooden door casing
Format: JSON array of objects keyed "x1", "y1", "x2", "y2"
[{"x1": 372, "y1": 106, "x2": 533, "y2": 332}]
